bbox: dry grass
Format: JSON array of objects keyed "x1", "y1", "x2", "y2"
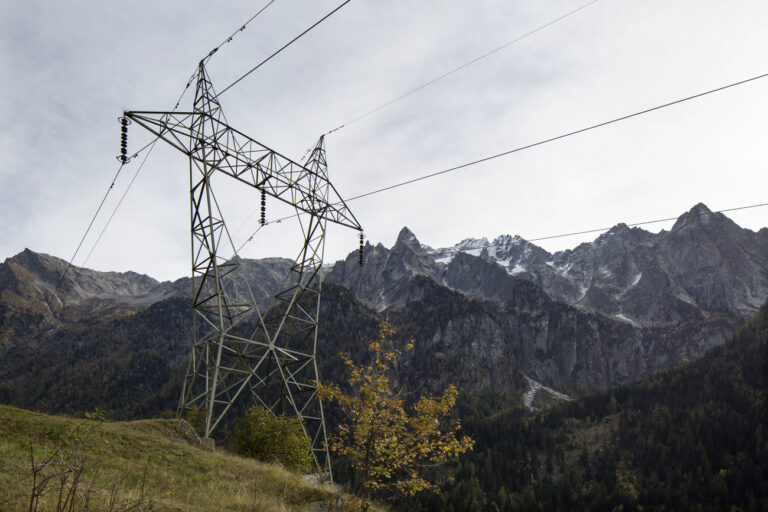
[{"x1": 0, "y1": 405, "x2": 384, "y2": 511}]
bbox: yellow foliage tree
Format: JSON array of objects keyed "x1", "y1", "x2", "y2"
[{"x1": 317, "y1": 322, "x2": 474, "y2": 508}]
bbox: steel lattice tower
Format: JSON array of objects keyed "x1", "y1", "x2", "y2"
[{"x1": 124, "y1": 61, "x2": 362, "y2": 477}]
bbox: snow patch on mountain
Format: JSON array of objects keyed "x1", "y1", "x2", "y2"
[
  {"x1": 454, "y1": 237, "x2": 489, "y2": 252},
  {"x1": 429, "y1": 235, "x2": 530, "y2": 270},
  {"x1": 510, "y1": 263, "x2": 527, "y2": 275},
  {"x1": 613, "y1": 313, "x2": 640, "y2": 328}
]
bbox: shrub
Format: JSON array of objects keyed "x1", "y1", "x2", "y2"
[{"x1": 230, "y1": 406, "x2": 313, "y2": 473}]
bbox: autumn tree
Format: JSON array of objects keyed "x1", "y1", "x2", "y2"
[{"x1": 317, "y1": 322, "x2": 474, "y2": 509}]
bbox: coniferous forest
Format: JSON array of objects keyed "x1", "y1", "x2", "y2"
[{"x1": 392, "y1": 300, "x2": 768, "y2": 511}]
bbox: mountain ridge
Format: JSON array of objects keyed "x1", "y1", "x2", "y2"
[
  {"x1": 1, "y1": 203, "x2": 766, "y2": 409},
  {"x1": 324, "y1": 203, "x2": 767, "y2": 387}
]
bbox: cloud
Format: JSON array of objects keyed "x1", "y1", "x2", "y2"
[{"x1": 2, "y1": 0, "x2": 767, "y2": 279}]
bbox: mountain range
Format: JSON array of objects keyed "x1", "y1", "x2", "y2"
[
  {"x1": 1, "y1": 203, "x2": 766, "y2": 416},
  {"x1": 328, "y1": 202, "x2": 768, "y2": 388}
]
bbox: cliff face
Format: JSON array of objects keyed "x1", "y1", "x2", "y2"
[{"x1": 325, "y1": 204, "x2": 768, "y2": 388}]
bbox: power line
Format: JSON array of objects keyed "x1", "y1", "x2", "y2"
[
  {"x1": 50, "y1": 2, "x2": 330, "y2": 294},
  {"x1": 114, "y1": 1, "x2": 280, "y2": 158},
  {"x1": 526, "y1": 203, "x2": 768, "y2": 243},
  {"x1": 49, "y1": 161, "x2": 129, "y2": 299},
  {"x1": 77, "y1": 142, "x2": 159, "y2": 272},
  {"x1": 63, "y1": 90, "x2": 193, "y2": 281},
  {"x1": 70, "y1": 5, "x2": 286, "y2": 272},
  {"x1": 169, "y1": 2, "x2": 278, "y2": 109},
  {"x1": 202, "y1": 0, "x2": 278, "y2": 65},
  {"x1": 441, "y1": 202, "x2": 768, "y2": 254},
  {"x1": 55, "y1": 73, "x2": 194, "y2": 291},
  {"x1": 345, "y1": 70, "x2": 768, "y2": 202},
  {"x1": 325, "y1": 0, "x2": 600, "y2": 134},
  {"x1": 216, "y1": 0, "x2": 353, "y2": 98},
  {"x1": 237, "y1": 68, "x2": 768, "y2": 248},
  {"x1": 70, "y1": 7, "x2": 767, "y2": 273},
  {"x1": 240, "y1": 201, "x2": 768, "y2": 259},
  {"x1": 68, "y1": 2, "x2": 343, "y2": 277}
]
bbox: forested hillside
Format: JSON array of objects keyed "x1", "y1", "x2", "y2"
[{"x1": 396, "y1": 300, "x2": 768, "y2": 511}]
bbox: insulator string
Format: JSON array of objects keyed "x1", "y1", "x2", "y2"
[
  {"x1": 260, "y1": 189, "x2": 267, "y2": 226},
  {"x1": 358, "y1": 232, "x2": 364, "y2": 266},
  {"x1": 118, "y1": 116, "x2": 130, "y2": 163}
]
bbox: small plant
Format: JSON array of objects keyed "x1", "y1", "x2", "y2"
[
  {"x1": 25, "y1": 414, "x2": 150, "y2": 511},
  {"x1": 230, "y1": 406, "x2": 313, "y2": 473}
]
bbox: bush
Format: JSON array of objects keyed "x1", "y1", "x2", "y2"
[{"x1": 230, "y1": 406, "x2": 313, "y2": 473}]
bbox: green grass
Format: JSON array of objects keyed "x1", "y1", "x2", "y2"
[{"x1": 0, "y1": 405, "x2": 383, "y2": 511}]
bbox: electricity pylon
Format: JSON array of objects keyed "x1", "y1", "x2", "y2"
[{"x1": 124, "y1": 61, "x2": 362, "y2": 477}]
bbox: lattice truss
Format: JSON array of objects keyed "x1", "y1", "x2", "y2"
[{"x1": 125, "y1": 61, "x2": 362, "y2": 476}]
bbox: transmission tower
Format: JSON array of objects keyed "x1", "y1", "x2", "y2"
[{"x1": 124, "y1": 61, "x2": 362, "y2": 477}]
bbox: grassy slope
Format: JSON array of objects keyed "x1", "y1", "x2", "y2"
[{"x1": 0, "y1": 405, "x2": 380, "y2": 511}]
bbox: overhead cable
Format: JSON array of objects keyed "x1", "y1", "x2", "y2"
[
  {"x1": 202, "y1": 0, "x2": 278, "y2": 65},
  {"x1": 216, "y1": 0, "x2": 353, "y2": 98},
  {"x1": 70, "y1": 3, "x2": 286, "y2": 272},
  {"x1": 345, "y1": 70, "x2": 768, "y2": 202},
  {"x1": 247, "y1": 203, "x2": 768, "y2": 261},
  {"x1": 54, "y1": 1, "x2": 338, "y2": 291},
  {"x1": 66, "y1": 83, "x2": 196, "y2": 278},
  {"x1": 444, "y1": 202, "x2": 768, "y2": 253},
  {"x1": 325, "y1": 0, "x2": 600, "y2": 134},
  {"x1": 525, "y1": 202, "x2": 768, "y2": 243},
  {"x1": 70, "y1": 1, "x2": 347, "y2": 278},
  {"x1": 238, "y1": 68, "x2": 768, "y2": 248},
  {"x1": 77, "y1": 142, "x2": 160, "y2": 272},
  {"x1": 49, "y1": 162, "x2": 128, "y2": 298}
]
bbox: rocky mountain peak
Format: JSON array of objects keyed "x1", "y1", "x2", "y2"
[
  {"x1": 6, "y1": 248, "x2": 66, "y2": 281},
  {"x1": 395, "y1": 226, "x2": 419, "y2": 245},
  {"x1": 592, "y1": 223, "x2": 649, "y2": 248},
  {"x1": 6, "y1": 247, "x2": 39, "y2": 264},
  {"x1": 690, "y1": 202, "x2": 712, "y2": 214},
  {"x1": 493, "y1": 234, "x2": 524, "y2": 247},
  {"x1": 607, "y1": 222, "x2": 630, "y2": 235},
  {"x1": 394, "y1": 226, "x2": 422, "y2": 250},
  {"x1": 671, "y1": 202, "x2": 721, "y2": 231}
]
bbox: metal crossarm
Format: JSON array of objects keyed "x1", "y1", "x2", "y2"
[{"x1": 125, "y1": 110, "x2": 361, "y2": 231}]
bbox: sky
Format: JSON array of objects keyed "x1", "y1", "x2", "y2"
[{"x1": 2, "y1": 0, "x2": 767, "y2": 281}]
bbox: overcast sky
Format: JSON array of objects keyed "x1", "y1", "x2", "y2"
[{"x1": 2, "y1": 0, "x2": 767, "y2": 281}]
